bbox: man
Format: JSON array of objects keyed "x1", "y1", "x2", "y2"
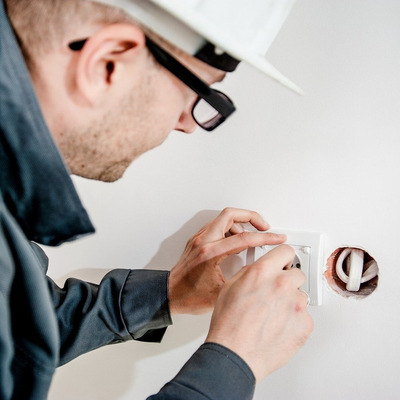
[{"x1": 0, "y1": 0, "x2": 313, "y2": 399}]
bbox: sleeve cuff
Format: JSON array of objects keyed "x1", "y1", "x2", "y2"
[
  {"x1": 152, "y1": 343, "x2": 255, "y2": 400},
  {"x1": 120, "y1": 270, "x2": 172, "y2": 343}
]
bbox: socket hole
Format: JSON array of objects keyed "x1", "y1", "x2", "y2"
[
  {"x1": 290, "y1": 253, "x2": 302, "y2": 269},
  {"x1": 325, "y1": 247, "x2": 379, "y2": 299}
]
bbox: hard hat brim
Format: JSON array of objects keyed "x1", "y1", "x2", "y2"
[{"x1": 151, "y1": 0, "x2": 305, "y2": 95}]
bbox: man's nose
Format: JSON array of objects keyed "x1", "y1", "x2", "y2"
[
  {"x1": 174, "y1": 111, "x2": 197, "y2": 133},
  {"x1": 174, "y1": 97, "x2": 198, "y2": 133}
]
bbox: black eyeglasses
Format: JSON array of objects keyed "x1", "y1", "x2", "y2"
[{"x1": 69, "y1": 37, "x2": 236, "y2": 131}]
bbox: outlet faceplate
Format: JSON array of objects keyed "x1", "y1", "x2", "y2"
[{"x1": 246, "y1": 230, "x2": 324, "y2": 306}]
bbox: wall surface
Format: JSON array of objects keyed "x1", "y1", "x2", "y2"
[{"x1": 46, "y1": 0, "x2": 400, "y2": 399}]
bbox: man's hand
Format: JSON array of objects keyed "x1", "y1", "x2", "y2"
[
  {"x1": 168, "y1": 208, "x2": 286, "y2": 315},
  {"x1": 206, "y1": 245, "x2": 314, "y2": 382}
]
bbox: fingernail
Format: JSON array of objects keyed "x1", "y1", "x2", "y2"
[{"x1": 278, "y1": 234, "x2": 287, "y2": 239}]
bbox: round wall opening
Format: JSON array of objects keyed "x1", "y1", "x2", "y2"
[{"x1": 325, "y1": 247, "x2": 379, "y2": 299}]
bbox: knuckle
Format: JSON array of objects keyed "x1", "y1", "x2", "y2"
[
  {"x1": 242, "y1": 263, "x2": 266, "y2": 285},
  {"x1": 221, "y1": 207, "x2": 234, "y2": 217},
  {"x1": 251, "y1": 262, "x2": 266, "y2": 277},
  {"x1": 265, "y1": 233, "x2": 282, "y2": 242},
  {"x1": 197, "y1": 243, "x2": 213, "y2": 263},
  {"x1": 274, "y1": 274, "x2": 292, "y2": 291},
  {"x1": 299, "y1": 272, "x2": 307, "y2": 286},
  {"x1": 298, "y1": 269, "x2": 306, "y2": 279},
  {"x1": 237, "y1": 231, "x2": 251, "y2": 245},
  {"x1": 191, "y1": 235, "x2": 204, "y2": 248},
  {"x1": 294, "y1": 300, "x2": 306, "y2": 313},
  {"x1": 291, "y1": 268, "x2": 306, "y2": 284},
  {"x1": 269, "y1": 244, "x2": 295, "y2": 262},
  {"x1": 281, "y1": 244, "x2": 295, "y2": 257},
  {"x1": 305, "y1": 315, "x2": 315, "y2": 335}
]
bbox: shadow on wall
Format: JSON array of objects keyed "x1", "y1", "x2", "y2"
[{"x1": 50, "y1": 210, "x2": 245, "y2": 400}]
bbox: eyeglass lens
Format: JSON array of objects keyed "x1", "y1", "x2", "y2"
[{"x1": 192, "y1": 91, "x2": 232, "y2": 131}]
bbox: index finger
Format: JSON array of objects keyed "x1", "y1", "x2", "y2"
[
  {"x1": 205, "y1": 208, "x2": 270, "y2": 241},
  {"x1": 254, "y1": 245, "x2": 296, "y2": 271}
]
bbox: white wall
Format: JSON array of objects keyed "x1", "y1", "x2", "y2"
[{"x1": 46, "y1": 0, "x2": 400, "y2": 399}]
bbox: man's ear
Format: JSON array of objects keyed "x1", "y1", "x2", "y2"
[{"x1": 74, "y1": 24, "x2": 146, "y2": 105}]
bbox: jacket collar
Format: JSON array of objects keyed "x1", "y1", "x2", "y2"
[{"x1": 0, "y1": 1, "x2": 95, "y2": 246}]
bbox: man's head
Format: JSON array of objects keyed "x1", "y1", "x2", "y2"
[{"x1": 5, "y1": 0, "x2": 226, "y2": 182}]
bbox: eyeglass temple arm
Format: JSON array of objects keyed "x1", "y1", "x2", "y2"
[{"x1": 145, "y1": 38, "x2": 235, "y2": 117}]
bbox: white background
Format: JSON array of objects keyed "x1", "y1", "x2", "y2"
[{"x1": 47, "y1": 0, "x2": 400, "y2": 398}]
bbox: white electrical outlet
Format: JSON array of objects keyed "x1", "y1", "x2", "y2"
[{"x1": 246, "y1": 230, "x2": 324, "y2": 306}]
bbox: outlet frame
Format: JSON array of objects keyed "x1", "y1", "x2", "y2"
[{"x1": 246, "y1": 230, "x2": 324, "y2": 306}]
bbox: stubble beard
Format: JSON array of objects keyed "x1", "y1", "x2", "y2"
[
  {"x1": 60, "y1": 90, "x2": 150, "y2": 182},
  {"x1": 58, "y1": 64, "x2": 166, "y2": 182}
]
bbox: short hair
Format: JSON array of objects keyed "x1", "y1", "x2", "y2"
[{"x1": 4, "y1": 0, "x2": 136, "y2": 71}]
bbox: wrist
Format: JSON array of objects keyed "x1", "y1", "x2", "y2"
[{"x1": 167, "y1": 270, "x2": 183, "y2": 316}]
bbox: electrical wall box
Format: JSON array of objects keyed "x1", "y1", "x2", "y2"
[{"x1": 246, "y1": 230, "x2": 324, "y2": 306}]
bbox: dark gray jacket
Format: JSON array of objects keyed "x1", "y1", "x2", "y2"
[{"x1": 0, "y1": 1, "x2": 255, "y2": 398}]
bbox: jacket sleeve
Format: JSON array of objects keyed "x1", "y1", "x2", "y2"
[
  {"x1": 31, "y1": 243, "x2": 172, "y2": 366},
  {"x1": 148, "y1": 343, "x2": 256, "y2": 400}
]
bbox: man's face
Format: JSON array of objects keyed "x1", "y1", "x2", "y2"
[
  {"x1": 99, "y1": 47, "x2": 225, "y2": 182},
  {"x1": 34, "y1": 26, "x2": 226, "y2": 182}
]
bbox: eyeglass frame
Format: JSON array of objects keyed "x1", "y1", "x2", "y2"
[{"x1": 68, "y1": 37, "x2": 236, "y2": 131}]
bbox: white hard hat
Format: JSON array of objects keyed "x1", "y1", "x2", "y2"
[{"x1": 94, "y1": 0, "x2": 304, "y2": 95}]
